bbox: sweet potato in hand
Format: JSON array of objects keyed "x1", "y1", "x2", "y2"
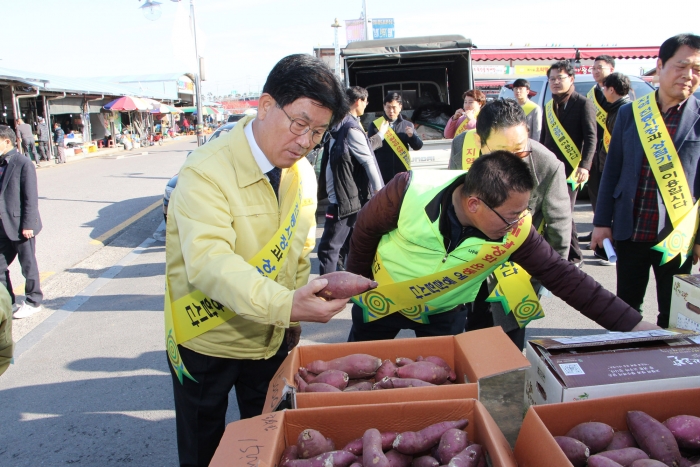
[{"x1": 316, "y1": 271, "x2": 378, "y2": 300}]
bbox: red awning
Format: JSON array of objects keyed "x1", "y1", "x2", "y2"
[
  {"x1": 472, "y1": 48, "x2": 576, "y2": 61},
  {"x1": 577, "y1": 47, "x2": 659, "y2": 60}
]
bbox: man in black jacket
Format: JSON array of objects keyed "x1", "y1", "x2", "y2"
[
  {"x1": 541, "y1": 61, "x2": 597, "y2": 266},
  {"x1": 0, "y1": 126, "x2": 43, "y2": 319},
  {"x1": 317, "y1": 86, "x2": 384, "y2": 274},
  {"x1": 368, "y1": 92, "x2": 423, "y2": 184}
]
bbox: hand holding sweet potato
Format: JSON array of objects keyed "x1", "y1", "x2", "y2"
[{"x1": 316, "y1": 271, "x2": 378, "y2": 300}]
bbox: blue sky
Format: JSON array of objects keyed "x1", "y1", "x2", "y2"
[{"x1": 2, "y1": 0, "x2": 698, "y2": 96}]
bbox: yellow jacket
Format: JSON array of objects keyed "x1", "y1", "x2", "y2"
[
  {"x1": 165, "y1": 116, "x2": 317, "y2": 360},
  {"x1": 0, "y1": 286, "x2": 12, "y2": 376}
]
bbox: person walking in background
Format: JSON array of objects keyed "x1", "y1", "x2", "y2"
[
  {"x1": 35, "y1": 117, "x2": 50, "y2": 163},
  {"x1": 53, "y1": 123, "x2": 66, "y2": 164},
  {"x1": 15, "y1": 119, "x2": 38, "y2": 167},
  {"x1": 444, "y1": 90, "x2": 486, "y2": 139},
  {"x1": 511, "y1": 79, "x2": 542, "y2": 141},
  {"x1": 0, "y1": 126, "x2": 43, "y2": 319}
]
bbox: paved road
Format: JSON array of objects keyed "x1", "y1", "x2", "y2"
[{"x1": 0, "y1": 142, "x2": 695, "y2": 465}]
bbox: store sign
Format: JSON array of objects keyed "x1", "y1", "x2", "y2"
[
  {"x1": 514, "y1": 65, "x2": 551, "y2": 76},
  {"x1": 177, "y1": 77, "x2": 194, "y2": 94},
  {"x1": 473, "y1": 65, "x2": 509, "y2": 75},
  {"x1": 372, "y1": 18, "x2": 395, "y2": 39},
  {"x1": 345, "y1": 19, "x2": 366, "y2": 43},
  {"x1": 575, "y1": 66, "x2": 593, "y2": 74}
]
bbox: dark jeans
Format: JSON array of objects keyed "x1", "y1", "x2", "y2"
[
  {"x1": 616, "y1": 239, "x2": 692, "y2": 328},
  {"x1": 567, "y1": 184, "x2": 582, "y2": 263},
  {"x1": 0, "y1": 227, "x2": 42, "y2": 306},
  {"x1": 467, "y1": 280, "x2": 526, "y2": 350},
  {"x1": 348, "y1": 303, "x2": 468, "y2": 341},
  {"x1": 37, "y1": 141, "x2": 50, "y2": 161},
  {"x1": 169, "y1": 342, "x2": 288, "y2": 467},
  {"x1": 588, "y1": 162, "x2": 602, "y2": 216},
  {"x1": 21, "y1": 141, "x2": 37, "y2": 162},
  {"x1": 317, "y1": 204, "x2": 356, "y2": 275}
]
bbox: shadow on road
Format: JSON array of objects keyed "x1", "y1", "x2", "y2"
[
  {"x1": 67, "y1": 351, "x2": 163, "y2": 373},
  {"x1": 66, "y1": 262, "x2": 164, "y2": 280},
  {"x1": 72, "y1": 293, "x2": 164, "y2": 312},
  {"x1": 83, "y1": 195, "x2": 162, "y2": 241}
]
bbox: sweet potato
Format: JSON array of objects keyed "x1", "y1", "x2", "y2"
[
  {"x1": 607, "y1": 431, "x2": 640, "y2": 451},
  {"x1": 629, "y1": 460, "x2": 671, "y2": 467},
  {"x1": 554, "y1": 436, "x2": 589, "y2": 467},
  {"x1": 344, "y1": 382, "x2": 373, "y2": 392},
  {"x1": 664, "y1": 415, "x2": 700, "y2": 450},
  {"x1": 376, "y1": 359, "x2": 399, "y2": 381},
  {"x1": 349, "y1": 464, "x2": 363, "y2": 467},
  {"x1": 280, "y1": 445, "x2": 299, "y2": 467},
  {"x1": 412, "y1": 456, "x2": 440, "y2": 467},
  {"x1": 298, "y1": 367, "x2": 316, "y2": 383},
  {"x1": 373, "y1": 376, "x2": 436, "y2": 389},
  {"x1": 364, "y1": 429, "x2": 390, "y2": 467},
  {"x1": 286, "y1": 450, "x2": 358, "y2": 467},
  {"x1": 597, "y1": 448, "x2": 649, "y2": 466},
  {"x1": 416, "y1": 356, "x2": 457, "y2": 382},
  {"x1": 310, "y1": 369, "x2": 349, "y2": 390},
  {"x1": 297, "y1": 429, "x2": 336, "y2": 459},
  {"x1": 587, "y1": 456, "x2": 624, "y2": 467},
  {"x1": 566, "y1": 421, "x2": 615, "y2": 454},
  {"x1": 447, "y1": 444, "x2": 484, "y2": 467},
  {"x1": 395, "y1": 361, "x2": 450, "y2": 385},
  {"x1": 627, "y1": 410, "x2": 682, "y2": 467},
  {"x1": 304, "y1": 382, "x2": 342, "y2": 393},
  {"x1": 294, "y1": 373, "x2": 308, "y2": 392},
  {"x1": 393, "y1": 420, "x2": 469, "y2": 455},
  {"x1": 306, "y1": 354, "x2": 383, "y2": 379},
  {"x1": 316, "y1": 271, "x2": 378, "y2": 300},
  {"x1": 385, "y1": 449, "x2": 412, "y2": 467},
  {"x1": 396, "y1": 357, "x2": 414, "y2": 366},
  {"x1": 342, "y1": 432, "x2": 398, "y2": 456},
  {"x1": 435, "y1": 428, "x2": 469, "y2": 464}
]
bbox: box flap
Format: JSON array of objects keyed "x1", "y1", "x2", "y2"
[
  {"x1": 677, "y1": 274, "x2": 700, "y2": 287},
  {"x1": 454, "y1": 328, "x2": 530, "y2": 381},
  {"x1": 514, "y1": 407, "x2": 573, "y2": 467},
  {"x1": 262, "y1": 347, "x2": 300, "y2": 413},
  {"x1": 209, "y1": 411, "x2": 286, "y2": 467},
  {"x1": 529, "y1": 328, "x2": 698, "y2": 350},
  {"x1": 474, "y1": 400, "x2": 518, "y2": 467}
]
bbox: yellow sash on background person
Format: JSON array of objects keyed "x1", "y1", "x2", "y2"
[
  {"x1": 461, "y1": 130, "x2": 481, "y2": 170},
  {"x1": 588, "y1": 87, "x2": 611, "y2": 152},
  {"x1": 521, "y1": 100, "x2": 537, "y2": 116},
  {"x1": 353, "y1": 215, "x2": 532, "y2": 323},
  {"x1": 165, "y1": 164, "x2": 303, "y2": 384},
  {"x1": 545, "y1": 100, "x2": 584, "y2": 190},
  {"x1": 632, "y1": 94, "x2": 700, "y2": 266},
  {"x1": 374, "y1": 117, "x2": 411, "y2": 170}
]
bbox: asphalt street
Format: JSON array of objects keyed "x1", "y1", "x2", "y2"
[{"x1": 0, "y1": 138, "x2": 695, "y2": 465}]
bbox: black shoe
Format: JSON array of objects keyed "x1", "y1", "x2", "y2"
[{"x1": 578, "y1": 232, "x2": 592, "y2": 242}]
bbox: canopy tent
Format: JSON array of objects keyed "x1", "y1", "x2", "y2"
[
  {"x1": 104, "y1": 96, "x2": 150, "y2": 111},
  {"x1": 471, "y1": 46, "x2": 659, "y2": 62}
]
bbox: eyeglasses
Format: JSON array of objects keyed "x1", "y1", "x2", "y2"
[
  {"x1": 278, "y1": 105, "x2": 330, "y2": 145},
  {"x1": 592, "y1": 66, "x2": 610, "y2": 71},
  {"x1": 548, "y1": 75, "x2": 571, "y2": 83},
  {"x1": 478, "y1": 197, "x2": 531, "y2": 229},
  {"x1": 484, "y1": 142, "x2": 532, "y2": 159}
]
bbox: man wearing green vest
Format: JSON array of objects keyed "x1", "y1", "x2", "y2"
[
  {"x1": 165, "y1": 55, "x2": 350, "y2": 467},
  {"x1": 512, "y1": 79, "x2": 542, "y2": 141},
  {"x1": 346, "y1": 151, "x2": 657, "y2": 341},
  {"x1": 592, "y1": 34, "x2": 700, "y2": 329}
]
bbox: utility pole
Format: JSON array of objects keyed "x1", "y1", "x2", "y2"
[
  {"x1": 362, "y1": 0, "x2": 369, "y2": 40},
  {"x1": 331, "y1": 19, "x2": 342, "y2": 77}
]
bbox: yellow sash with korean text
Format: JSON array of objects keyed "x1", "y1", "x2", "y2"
[
  {"x1": 461, "y1": 130, "x2": 481, "y2": 170},
  {"x1": 545, "y1": 100, "x2": 584, "y2": 190},
  {"x1": 521, "y1": 100, "x2": 537, "y2": 116},
  {"x1": 454, "y1": 117, "x2": 470, "y2": 137},
  {"x1": 165, "y1": 164, "x2": 304, "y2": 384},
  {"x1": 632, "y1": 94, "x2": 700, "y2": 266},
  {"x1": 375, "y1": 117, "x2": 411, "y2": 170},
  {"x1": 588, "y1": 87, "x2": 611, "y2": 152},
  {"x1": 352, "y1": 215, "x2": 532, "y2": 323}
]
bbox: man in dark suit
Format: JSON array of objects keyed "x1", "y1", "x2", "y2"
[
  {"x1": 592, "y1": 34, "x2": 700, "y2": 328},
  {"x1": 541, "y1": 61, "x2": 597, "y2": 266},
  {"x1": 0, "y1": 126, "x2": 43, "y2": 319}
]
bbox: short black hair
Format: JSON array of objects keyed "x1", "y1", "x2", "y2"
[
  {"x1": 594, "y1": 55, "x2": 616, "y2": 68},
  {"x1": 512, "y1": 79, "x2": 530, "y2": 89},
  {"x1": 0, "y1": 125, "x2": 16, "y2": 147},
  {"x1": 262, "y1": 54, "x2": 348, "y2": 126},
  {"x1": 461, "y1": 150, "x2": 534, "y2": 208},
  {"x1": 603, "y1": 72, "x2": 631, "y2": 97},
  {"x1": 346, "y1": 86, "x2": 368, "y2": 103},
  {"x1": 547, "y1": 60, "x2": 575, "y2": 78},
  {"x1": 659, "y1": 33, "x2": 700, "y2": 66},
  {"x1": 384, "y1": 92, "x2": 402, "y2": 105},
  {"x1": 475, "y1": 99, "x2": 527, "y2": 144}
]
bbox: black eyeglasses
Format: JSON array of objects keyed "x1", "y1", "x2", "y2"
[
  {"x1": 484, "y1": 142, "x2": 532, "y2": 159},
  {"x1": 478, "y1": 197, "x2": 531, "y2": 229},
  {"x1": 277, "y1": 105, "x2": 330, "y2": 145}
]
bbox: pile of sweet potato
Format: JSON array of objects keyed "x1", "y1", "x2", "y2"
[
  {"x1": 280, "y1": 420, "x2": 487, "y2": 467},
  {"x1": 294, "y1": 353, "x2": 457, "y2": 393},
  {"x1": 554, "y1": 412, "x2": 700, "y2": 467}
]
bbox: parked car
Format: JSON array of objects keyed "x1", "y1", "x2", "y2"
[
  {"x1": 163, "y1": 122, "x2": 238, "y2": 221},
  {"x1": 227, "y1": 114, "x2": 245, "y2": 123}
]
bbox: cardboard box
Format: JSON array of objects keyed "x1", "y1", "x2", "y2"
[
  {"x1": 210, "y1": 398, "x2": 517, "y2": 467},
  {"x1": 514, "y1": 387, "x2": 700, "y2": 467},
  {"x1": 671, "y1": 274, "x2": 700, "y2": 332},
  {"x1": 264, "y1": 327, "x2": 530, "y2": 413},
  {"x1": 524, "y1": 329, "x2": 700, "y2": 407}
]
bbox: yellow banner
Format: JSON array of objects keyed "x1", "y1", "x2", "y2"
[
  {"x1": 461, "y1": 130, "x2": 481, "y2": 171},
  {"x1": 353, "y1": 215, "x2": 532, "y2": 323},
  {"x1": 487, "y1": 261, "x2": 544, "y2": 328},
  {"x1": 375, "y1": 117, "x2": 411, "y2": 170},
  {"x1": 521, "y1": 100, "x2": 537, "y2": 117},
  {"x1": 514, "y1": 65, "x2": 550, "y2": 76},
  {"x1": 632, "y1": 94, "x2": 700, "y2": 265},
  {"x1": 587, "y1": 87, "x2": 611, "y2": 152},
  {"x1": 165, "y1": 164, "x2": 303, "y2": 383},
  {"x1": 545, "y1": 100, "x2": 584, "y2": 190}
]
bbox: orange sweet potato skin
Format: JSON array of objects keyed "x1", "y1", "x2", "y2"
[{"x1": 316, "y1": 271, "x2": 378, "y2": 300}]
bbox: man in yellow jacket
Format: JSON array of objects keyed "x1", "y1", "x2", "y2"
[{"x1": 165, "y1": 54, "x2": 350, "y2": 467}]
